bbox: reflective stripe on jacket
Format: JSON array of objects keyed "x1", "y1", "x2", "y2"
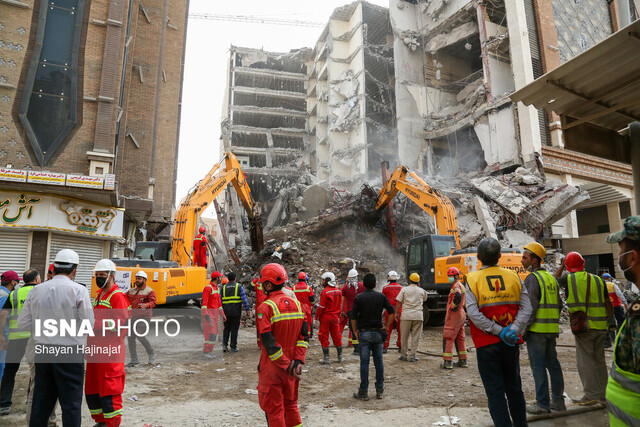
[
  {"x1": 528, "y1": 270, "x2": 560, "y2": 334},
  {"x1": 8, "y1": 285, "x2": 34, "y2": 339},
  {"x1": 606, "y1": 317, "x2": 640, "y2": 426},
  {"x1": 566, "y1": 271, "x2": 607, "y2": 330}
]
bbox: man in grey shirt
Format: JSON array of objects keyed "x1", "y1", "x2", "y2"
[{"x1": 18, "y1": 249, "x2": 93, "y2": 427}]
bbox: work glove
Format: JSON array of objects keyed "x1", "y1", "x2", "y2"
[
  {"x1": 286, "y1": 360, "x2": 303, "y2": 380},
  {"x1": 498, "y1": 325, "x2": 517, "y2": 346}
]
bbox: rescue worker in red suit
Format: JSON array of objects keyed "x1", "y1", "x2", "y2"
[
  {"x1": 382, "y1": 271, "x2": 403, "y2": 353},
  {"x1": 441, "y1": 267, "x2": 468, "y2": 369},
  {"x1": 315, "y1": 272, "x2": 343, "y2": 364},
  {"x1": 125, "y1": 270, "x2": 156, "y2": 366},
  {"x1": 86, "y1": 259, "x2": 130, "y2": 427},
  {"x1": 202, "y1": 271, "x2": 226, "y2": 359},
  {"x1": 294, "y1": 272, "x2": 315, "y2": 339},
  {"x1": 340, "y1": 269, "x2": 364, "y2": 353},
  {"x1": 192, "y1": 226, "x2": 208, "y2": 267},
  {"x1": 256, "y1": 263, "x2": 309, "y2": 427}
]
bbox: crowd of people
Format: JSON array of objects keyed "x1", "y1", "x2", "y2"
[{"x1": 0, "y1": 215, "x2": 638, "y2": 426}]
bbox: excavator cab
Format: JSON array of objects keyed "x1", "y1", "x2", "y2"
[{"x1": 407, "y1": 234, "x2": 457, "y2": 290}]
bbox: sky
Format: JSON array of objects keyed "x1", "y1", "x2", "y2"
[{"x1": 176, "y1": 0, "x2": 389, "y2": 212}]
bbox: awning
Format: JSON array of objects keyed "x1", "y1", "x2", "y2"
[{"x1": 510, "y1": 19, "x2": 640, "y2": 133}]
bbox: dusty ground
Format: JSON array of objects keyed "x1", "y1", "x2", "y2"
[{"x1": 1, "y1": 320, "x2": 611, "y2": 426}]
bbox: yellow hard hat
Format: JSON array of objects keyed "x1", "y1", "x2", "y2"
[
  {"x1": 409, "y1": 273, "x2": 420, "y2": 283},
  {"x1": 523, "y1": 242, "x2": 546, "y2": 260}
]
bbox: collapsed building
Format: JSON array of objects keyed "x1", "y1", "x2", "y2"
[{"x1": 218, "y1": 0, "x2": 637, "y2": 280}]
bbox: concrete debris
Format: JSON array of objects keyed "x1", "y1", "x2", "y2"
[
  {"x1": 331, "y1": 70, "x2": 359, "y2": 99},
  {"x1": 501, "y1": 230, "x2": 536, "y2": 250},
  {"x1": 457, "y1": 213, "x2": 483, "y2": 248},
  {"x1": 427, "y1": 21, "x2": 477, "y2": 53},
  {"x1": 403, "y1": 36, "x2": 421, "y2": 51},
  {"x1": 456, "y1": 79, "x2": 483, "y2": 103},
  {"x1": 330, "y1": 98, "x2": 360, "y2": 132},
  {"x1": 471, "y1": 177, "x2": 532, "y2": 216},
  {"x1": 473, "y1": 196, "x2": 497, "y2": 239},
  {"x1": 422, "y1": 0, "x2": 449, "y2": 20}
]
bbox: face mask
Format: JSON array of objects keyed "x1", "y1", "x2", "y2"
[
  {"x1": 618, "y1": 250, "x2": 637, "y2": 283},
  {"x1": 96, "y1": 276, "x2": 108, "y2": 288},
  {"x1": 448, "y1": 277, "x2": 455, "y2": 284}
]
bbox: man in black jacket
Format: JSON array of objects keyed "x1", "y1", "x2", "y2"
[
  {"x1": 221, "y1": 272, "x2": 250, "y2": 352},
  {"x1": 350, "y1": 273, "x2": 395, "y2": 400}
]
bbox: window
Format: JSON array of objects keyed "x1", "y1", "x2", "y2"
[
  {"x1": 18, "y1": 0, "x2": 86, "y2": 165},
  {"x1": 433, "y1": 239, "x2": 456, "y2": 258},
  {"x1": 408, "y1": 243, "x2": 421, "y2": 266}
]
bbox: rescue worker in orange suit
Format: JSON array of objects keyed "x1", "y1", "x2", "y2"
[
  {"x1": 382, "y1": 271, "x2": 403, "y2": 353},
  {"x1": 86, "y1": 259, "x2": 131, "y2": 427},
  {"x1": 202, "y1": 271, "x2": 226, "y2": 359},
  {"x1": 315, "y1": 272, "x2": 344, "y2": 364},
  {"x1": 294, "y1": 272, "x2": 315, "y2": 339},
  {"x1": 340, "y1": 269, "x2": 364, "y2": 353},
  {"x1": 192, "y1": 226, "x2": 208, "y2": 268},
  {"x1": 441, "y1": 267, "x2": 467, "y2": 369},
  {"x1": 256, "y1": 263, "x2": 308, "y2": 427},
  {"x1": 125, "y1": 271, "x2": 156, "y2": 367}
]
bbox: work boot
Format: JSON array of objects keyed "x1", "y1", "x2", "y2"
[
  {"x1": 353, "y1": 389, "x2": 370, "y2": 401},
  {"x1": 336, "y1": 346, "x2": 344, "y2": 363},
  {"x1": 148, "y1": 352, "x2": 156, "y2": 364},
  {"x1": 203, "y1": 352, "x2": 216, "y2": 360},
  {"x1": 455, "y1": 359, "x2": 468, "y2": 368},
  {"x1": 319, "y1": 347, "x2": 331, "y2": 364},
  {"x1": 409, "y1": 356, "x2": 419, "y2": 362},
  {"x1": 0, "y1": 406, "x2": 10, "y2": 416},
  {"x1": 399, "y1": 355, "x2": 408, "y2": 361},
  {"x1": 222, "y1": 345, "x2": 228, "y2": 353},
  {"x1": 382, "y1": 348, "x2": 388, "y2": 354},
  {"x1": 550, "y1": 398, "x2": 567, "y2": 411},
  {"x1": 440, "y1": 360, "x2": 453, "y2": 370},
  {"x1": 376, "y1": 388, "x2": 384, "y2": 399},
  {"x1": 230, "y1": 348, "x2": 240, "y2": 353},
  {"x1": 526, "y1": 404, "x2": 550, "y2": 414},
  {"x1": 571, "y1": 396, "x2": 600, "y2": 405},
  {"x1": 93, "y1": 423, "x2": 107, "y2": 427},
  {"x1": 125, "y1": 359, "x2": 139, "y2": 368}
]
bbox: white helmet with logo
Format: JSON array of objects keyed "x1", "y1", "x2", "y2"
[
  {"x1": 347, "y1": 269, "x2": 358, "y2": 279},
  {"x1": 321, "y1": 271, "x2": 337, "y2": 287},
  {"x1": 92, "y1": 259, "x2": 116, "y2": 273},
  {"x1": 387, "y1": 270, "x2": 399, "y2": 281},
  {"x1": 54, "y1": 249, "x2": 80, "y2": 266},
  {"x1": 135, "y1": 270, "x2": 148, "y2": 279}
]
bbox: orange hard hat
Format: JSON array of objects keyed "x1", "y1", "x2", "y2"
[
  {"x1": 221, "y1": 277, "x2": 229, "y2": 284},
  {"x1": 198, "y1": 226, "x2": 206, "y2": 233},
  {"x1": 259, "y1": 263, "x2": 288, "y2": 286},
  {"x1": 565, "y1": 251, "x2": 585, "y2": 273},
  {"x1": 298, "y1": 272, "x2": 307, "y2": 280},
  {"x1": 447, "y1": 267, "x2": 460, "y2": 276}
]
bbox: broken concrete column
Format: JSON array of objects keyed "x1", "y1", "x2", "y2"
[
  {"x1": 473, "y1": 196, "x2": 498, "y2": 239},
  {"x1": 426, "y1": 21, "x2": 478, "y2": 53}
]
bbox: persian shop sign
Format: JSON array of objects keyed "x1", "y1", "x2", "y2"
[{"x1": 0, "y1": 193, "x2": 123, "y2": 239}]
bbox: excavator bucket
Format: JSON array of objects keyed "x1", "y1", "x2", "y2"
[{"x1": 249, "y1": 213, "x2": 264, "y2": 253}]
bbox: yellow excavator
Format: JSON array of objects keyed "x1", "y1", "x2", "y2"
[
  {"x1": 92, "y1": 152, "x2": 263, "y2": 305},
  {"x1": 372, "y1": 164, "x2": 526, "y2": 325}
]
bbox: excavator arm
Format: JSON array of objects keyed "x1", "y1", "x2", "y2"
[
  {"x1": 171, "y1": 152, "x2": 264, "y2": 267},
  {"x1": 375, "y1": 166, "x2": 461, "y2": 249}
]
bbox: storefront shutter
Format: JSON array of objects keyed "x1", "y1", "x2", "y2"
[
  {"x1": 0, "y1": 229, "x2": 29, "y2": 274},
  {"x1": 49, "y1": 233, "x2": 105, "y2": 287}
]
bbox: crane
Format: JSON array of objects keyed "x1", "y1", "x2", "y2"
[{"x1": 188, "y1": 13, "x2": 325, "y2": 28}]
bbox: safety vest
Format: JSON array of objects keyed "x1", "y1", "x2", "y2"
[
  {"x1": 606, "y1": 317, "x2": 640, "y2": 426},
  {"x1": 566, "y1": 272, "x2": 608, "y2": 331},
  {"x1": 606, "y1": 282, "x2": 623, "y2": 307},
  {"x1": 466, "y1": 266, "x2": 522, "y2": 348},
  {"x1": 201, "y1": 284, "x2": 219, "y2": 309},
  {"x1": 8, "y1": 285, "x2": 34, "y2": 339},
  {"x1": 528, "y1": 269, "x2": 560, "y2": 334},
  {"x1": 93, "y1": 286, "x2": 127, "y2": 309},
  {"x1": 222, "y1": 283, "x2": 242, "y2": 304}
]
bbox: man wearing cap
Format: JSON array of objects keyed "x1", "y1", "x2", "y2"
[
  {"x1": 255, "y1": 263, "x2": 308, "y2": 426},
  {"x1": 521, "y1": 242, "x2": 565, "y2": 414},
  {"x1": 605, "y1": 216, "x2": 640, "y2": 426},
  {"x1": 201, "y1": 271, "x2": 225, "y2": 359},
  {"x1": 193, "y1": 226, "x2": 208, "y2": 268},
  {"x1": 395, "y1": 273, "x2": 427, "y2": 362},
  {"x1": 554, "y1": 250, "x2": 613, "y2": 405},
  {"x1": 46, "y1": 264, "x2": 54, "y2": 281},
  {"x1": 18, "y1": 249, "x2": 94, "y2": 427},
  {"x1": 382, "y1": 271, "x2": 403, "y2": 354},
  {"x1": 126, "y1": 271, "x2": 156, "y2": 366},
  {"x1": 294, "y1": 272, "x2": 314, "y2": 339},
  {"x1": 0, "y1": 269, "x2": 39, "y2": 416},
  {"x1": 0, "y1": 271, "x2": 17, "y2": 383}
]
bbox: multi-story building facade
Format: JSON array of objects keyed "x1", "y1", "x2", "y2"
[{"x1": 0, "y1": 0, "x2": 188, "y2": 283}]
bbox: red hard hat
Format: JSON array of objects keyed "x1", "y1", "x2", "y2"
[
  {"x1": 211, "y1": 271, "x2": 222, "y2": 279},
  {"x1": 260, "y1": 263, "x2": 287, "y2": 286},
  {"x1": 198, "y1": 226, "x2": 206, "y2": 233},
  {"x1": 565, "y1": 251, "x2": 585, "y2": 273},
  {"x1": 298, "y1": 272, "x2": 307, "y2": 280},
  {"x1": 447, "y1": 267, "x2": 460, "y2": 276}
]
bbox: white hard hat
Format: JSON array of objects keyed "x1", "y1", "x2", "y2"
[
  {"x1": 348, "y1": 269, "x2": 358, "y2": 278},
  {"x1": 92, "y1": 259, "x2": 116, "y2": 273},
  {"x1": 54, "y1": 249, "x2": 80, "y2": 266},
  {"x1": 135, "y1": 270, "x2": 147, "y2": 279},
  {"x1": 387, "y1": 270, "x2": 399, "y2": 280},
  {"x1": 321, "y1": 271, "x2": 337, "y2": 286}
]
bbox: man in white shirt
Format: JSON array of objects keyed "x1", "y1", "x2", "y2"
[
  {"x1": 18, "y1": 249, "x2": 94, "y2": 427},
  {"x1": 396, "y1": 273, "x2": 428, "y2": 362}
]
